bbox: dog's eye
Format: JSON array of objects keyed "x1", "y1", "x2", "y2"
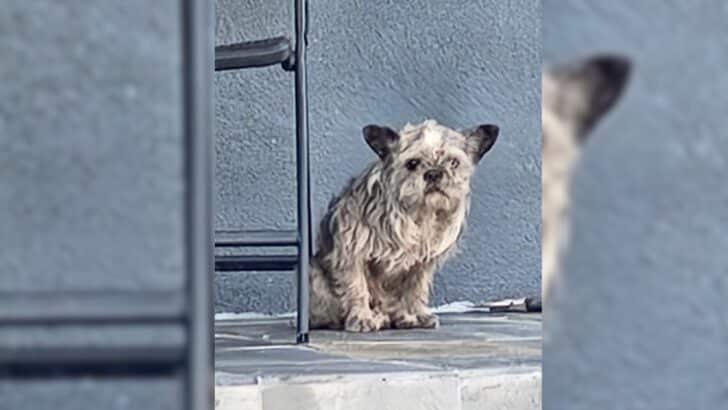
[
  {"x1": 405, "y1": 159, "x2": 420, "y2": 171},
  {"x1": 450, "y1": 158, "x2": 460, "y2": 169}
]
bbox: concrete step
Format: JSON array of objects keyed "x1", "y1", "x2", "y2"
[{"x1": 215, "y1": 310, "x2": 541, "y2": 410}]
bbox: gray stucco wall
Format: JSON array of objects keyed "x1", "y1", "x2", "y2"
[
  {"x1": 1, "y1": 1, "x2": 187, "y2": 408},
  {"x1": 214, "y1": 0, "x2": 541, "y2": 313},
  {"x1": 0, "y1": 0, "x2": 184, "y2": 295},
  {"x1": 544, "y1": 2, "x2": 728, "y2": 409}
]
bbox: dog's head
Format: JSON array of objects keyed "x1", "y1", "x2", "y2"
[
  {"x1": 362, "y1": 120, "x2": 498, "y2": 215},
  {"x1": 542, "y1": 54, "x2": 632, "y2": 217}
]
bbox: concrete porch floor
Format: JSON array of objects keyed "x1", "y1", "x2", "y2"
[{"x1": 215, "y1": 311, "x2": 541, "y2": 410}]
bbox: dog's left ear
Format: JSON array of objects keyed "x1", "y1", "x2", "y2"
[
  {"x1": 464, "y1": 124, "x2": 499, "y2": 164},
  {"x1": 363, "y1": 125, "x2": 400, "y2": 159}
]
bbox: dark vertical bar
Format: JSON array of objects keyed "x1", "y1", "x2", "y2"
[
  {"x1": 182, "y1": 0, "x2": 214, "y2": 408},
  {"x1": 294, "y1": 0, "x2": 311, "y2": 344}
]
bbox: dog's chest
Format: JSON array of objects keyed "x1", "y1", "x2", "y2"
[
  {"x1": 419, "y1": 214, "x2": 460, "y2": 255},
  {"x1": 375, "y1": 212, "x2": 462, "y2": 275}
]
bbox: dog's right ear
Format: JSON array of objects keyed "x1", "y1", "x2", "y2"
[{"x1": 363, "y1": 125, "x2": 400, "y2": 159}]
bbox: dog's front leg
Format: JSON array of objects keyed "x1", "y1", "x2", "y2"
[
  {"x1": 390, "y1": 263, "x2": 439, "y2": 329},
  {"x1": 335, "y1": 263, "x2": 384, "y2": 332}
]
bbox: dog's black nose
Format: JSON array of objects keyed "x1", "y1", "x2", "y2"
[{"x1": 424, "y1": 169, "x2": 443, "y2": 183}]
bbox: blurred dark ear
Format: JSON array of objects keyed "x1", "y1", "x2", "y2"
[
  {"x1": 463, "y1": 124, "x2": 499, "y2": 164},
  {"x1": 363, "y1": 125, "x2": 400, "y2": 159},
  {"x1": 547, "y1": 54, "x2": 632, "y2": 141}
]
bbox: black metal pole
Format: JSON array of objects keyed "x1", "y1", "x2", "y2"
[
  {"x1": 294, "y1": 0, "x2": 311, "y2": 344},
  {"x1": 182, "y1": 0, "x2": 214, "y2": 408}
]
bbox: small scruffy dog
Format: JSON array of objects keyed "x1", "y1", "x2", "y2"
[{"x1": 309, "y1": 119, "x2": 499, "y2": 332}]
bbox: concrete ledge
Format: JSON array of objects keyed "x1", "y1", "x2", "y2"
[
  {"x1": 215, "y1": 311, "x2": 541, "y2": 410},
  {"x1": 217, "y1": 368, "x2": 540, "y2": 410}
]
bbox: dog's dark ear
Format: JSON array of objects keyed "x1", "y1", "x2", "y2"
[
  {"x1": 464, "y1": 124, "x2": 499, "y2": 164},
  {"x1": 547, "y1": 54, "x2": 631, "y2": 141},
  {"x1": 363, "y1": 125, "x2": 400, "y2": 159}
]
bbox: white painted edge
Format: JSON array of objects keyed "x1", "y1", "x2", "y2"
[{"x1": 215, "y1": 366, "x2": 541, "y2": 410}]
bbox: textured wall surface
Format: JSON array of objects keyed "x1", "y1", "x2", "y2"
[
  {"x1": 214, "y1": 0, "x2": 541, "y2": 313},
  {"x1": 0, "y1": 0, "x2": 184, "y2": 294},
  {"x1": 544, "y1": 2, "x2": 728, "y2": 409},
  {"x1": 1, "y1": 377, "x2": 184, "y2": 410},
  {"x1": 0, "y1": 1, "x2": 186, "y2": 406}
]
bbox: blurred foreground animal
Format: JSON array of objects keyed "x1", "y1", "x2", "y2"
[{"x1": 542, "y1": 54, "x2": 632, "y2": 299}]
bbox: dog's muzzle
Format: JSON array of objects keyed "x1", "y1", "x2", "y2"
[{"x1": 423, "y1": 169, "x2": 443, "y2": 184}]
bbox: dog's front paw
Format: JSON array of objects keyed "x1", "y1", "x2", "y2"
[
  {"x1": 416, "y1": 313, "x2": 439, "y2": 329},
  {"x1": 391, "y1": 312, "x2": 419, "y2": 329},
  {"x1": 345, "y1": 310, "x2": 380, "y2": 332},
  {"x1": 372, "y1": 309, "x2": 391, "y2": 329},
  {"x1": 392, "y1": 312, "x2": 439, "y2": 329}
]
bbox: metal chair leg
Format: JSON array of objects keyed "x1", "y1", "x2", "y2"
[
  {"x1": 211, "y1": 0, "x2": 310, "y2": 345},
  {"x1": 294, "y1": 0, "x2": 311, "y2": 344}
]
